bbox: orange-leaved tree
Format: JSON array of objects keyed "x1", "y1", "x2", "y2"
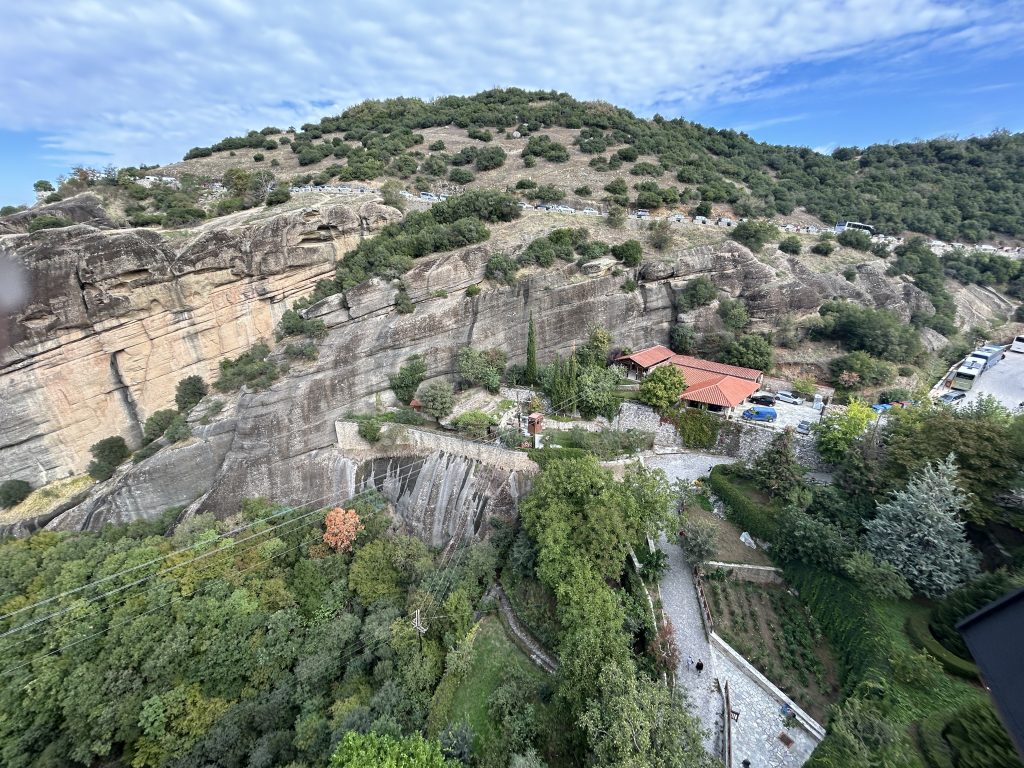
[{"x1": 323, "y1": 507, "x2": 364, "y2": 553}]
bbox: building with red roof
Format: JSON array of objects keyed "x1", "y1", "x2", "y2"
[{"x1": 617, "y1": 344, "x2": 766, "y2": 416}]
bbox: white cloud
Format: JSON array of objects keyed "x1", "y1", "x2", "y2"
[{"x1": 0, "y1": 0, "x2": 1012, "y2": 168}]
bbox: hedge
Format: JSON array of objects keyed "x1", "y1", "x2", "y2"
[
  {"x1": 905, "y1": 612, "x2": 979, "y2": 681},
  {"x1": 526, "y1": 446, "x2": 589, "y2": 468},
  {"x1": 917, "y1": 713, "x2": 955, "y2": 768},
  {"x1": 706, "y1": 464, "x2": 779, "y2": 541}
]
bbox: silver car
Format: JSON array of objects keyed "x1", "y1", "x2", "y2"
[{"x1": 775, "y1": 390, "x2": 805, "y2": 405}]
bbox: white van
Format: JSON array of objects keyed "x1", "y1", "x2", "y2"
[{"x1": 1011, "y1": 335, "x2": 1024, "y2": 353}]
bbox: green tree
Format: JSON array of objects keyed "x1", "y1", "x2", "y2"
[
  {"x1": 175, "y1": 375, "x2": 208, "y2": 413},
  {"x1": 0, "y1": 479, "x2": 32, "y2": 508},
  {"x1": 579, "y1": 661, "x2": 712, "y2": 768},
  {"x1": 381, "y1": 179, "x2": 405, "y2": 210},
  {"x1": 678, "y1": 516, "x2": 718, "y2": 566},
  {"x1": 611, "y1": 239, "x2": 643, "y2": 267},
  {"x1": 606, "y1": 204, "x2": 626, "y2": 229},
  {"x1": 457, "y1": 348, "x2": 504, "y2": 392},
  {"x1": 815, "y1": 400, "x2": 874, "y2": 464},
  {"x1": 752, "y1": 429, "x2": 806, "y2": 505},
  {"x1": 390, "y1": 355, "x2": 428, "y2": 404},
  {"x1": 330, "y1": 731, "x2": 455, "y2": 768},
  {"x1": 419, "y1": 380, "x2": 454, "y2": 419},
  {"x1": 525, "y1": 315, "x2": 538, "y2": 384},
  {"x1": 720, "y1": 334, "x2": 773, "y2": 371},
  {"x1": 87, "y1": 435, "x2": 131, "y2": 481},
  {"x1": 838, "y1": 228, "x2": 873, "y2": 250},
  {"x1": 669, "y1": 324, "x2": 694, "y2": 354},
  {"x1": 691, "y1": 201, "x2": 712, "y2": 217},
  {"x1": 864, "y1": 455, "x2": 978, "y2": 598},
  {"x1": 639, "y1": 365, "x2": 686, "y2": 411},
  {"x1": 27, "y1": 214, "x2": 72, "y2": 232},
  {"x1": 576, "y1": 365, "x2": 621, "y2": 420},
  {"x1": 33, "y1": 179, "x2": 54, "y2": 193},
  {"x1": 647, "y1": 220, "x2": 673, "y2": 251}
]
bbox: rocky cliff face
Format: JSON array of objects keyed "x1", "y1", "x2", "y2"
[
  {"x1": 3, "y1": 205, "x2": 1008, "y2": 537},
  {"x1": 0, "y1": 200, "x2": 398, "y2": 485}
]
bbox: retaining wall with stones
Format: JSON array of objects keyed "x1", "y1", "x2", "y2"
[{"x1": 706, "y1": 562, "x2": 785, "y2": 585}]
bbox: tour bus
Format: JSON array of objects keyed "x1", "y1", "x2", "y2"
[
  {"x1": 968, "y1": 345, "x2": 1005, "y2": 372},
  {"x1": 951, "y1": 364, "x2": 981, "y2": 391},
  {"x1": 1011, "y1": 335, "x2": 1024, "y2": 353}
]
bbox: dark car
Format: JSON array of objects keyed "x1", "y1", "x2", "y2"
[
  {"x1": 796, "y1": 420, "x2": 812, "y2": 435},
  {"x1": 749, "y1": 394, "x2": 776, "y2": 406},
  {"x1": 938, "y1": 391, "x2": 966, "y2": 405}
]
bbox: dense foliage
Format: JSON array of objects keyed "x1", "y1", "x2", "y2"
[
  {"x1": 0, "y1": 479, "x2": 32, "y2": 508},
  {"x1": 213, "y1": 342, "x2": 280, "y2": 392},
  {"x1": 183, "y1": 89, "x2": 1024, "y2": 241}
]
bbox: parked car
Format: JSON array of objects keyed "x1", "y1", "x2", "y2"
[
  {"x1": 518, "y1": 202, "x2": 534, "y2": 209},
  {"x1": 871, "y1": 403, "x2": 892, "y2": 414},
  {"x1": 937, "y1": 391, "x2": 966, "y2": 405},
  {"x1": 775, "y1": 390, "x2": 805, "y2": 405},
  {"x1": 535, "y1": 204, "x2": 552, "y2": 211},
  {"x1": 581, "y1": 207, "x2": 600, "y2": 216},
  {"x1": 796, "y1": 420, "x2": 812, "y2": 435},
  {"x1": 741, "y1": 406, "x2": 778, "y2": 423},
  {"x1": 749, "y1": 393, "x2": 776, "y2": 406},
  {"x1": 635, "y1": 209, "x2": 651, "y2": 219}
]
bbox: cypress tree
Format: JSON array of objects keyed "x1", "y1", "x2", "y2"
[{"x1": 526, "y1": 315, "x2": 538, "y2": 385}]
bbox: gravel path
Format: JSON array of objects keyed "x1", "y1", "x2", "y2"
[{"x1": 644, "y1": 451, "x2": 737, "y2": 484}]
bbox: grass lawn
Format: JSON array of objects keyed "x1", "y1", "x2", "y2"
[
  {"x1": 686, "y1": 504, "x2": 773, "y2": 566},
  {"x1": 705, "y1": 577, "x2": 841, "y2": 722}
]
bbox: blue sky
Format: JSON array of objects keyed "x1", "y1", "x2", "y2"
[{"x1": 2, "y1": 0, "x2": 1023, "y2": 205}]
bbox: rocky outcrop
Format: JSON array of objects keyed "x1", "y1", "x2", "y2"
[
  {"x1": 0, "y1": 201, "x2": 400, "y2": 486},
  {"x1": 0, "y1": 193, "x2": 117, "y2": 235}
]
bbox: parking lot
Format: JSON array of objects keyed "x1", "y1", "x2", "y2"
[
  {"x1": 943, "y1": 350, "x2": 1024, "y2": 411},
  {"x1": 734, "y1": 398, "x2": 823, "y2": 433}
]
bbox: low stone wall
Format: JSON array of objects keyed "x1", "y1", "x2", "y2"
[
  {"x1": 710, "y1": 632, "x2": 827, "y2": 741},
  {"x1": 730, "y1": 422, "x2": 828, "y2": 471},
  {"x1": 706, "y1": 562, "x2": 785, "y2": 585}
]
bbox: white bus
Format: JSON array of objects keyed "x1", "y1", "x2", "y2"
[
  {"x1": 951, "y1": 365, "x2": 980, "y2": 391},
  {"x1": 1010, "y1": 336, "x2": 1024, "y2": 353},
  {"x1": 968, "y1": 347, "x2": 1003, "y2": 373}
]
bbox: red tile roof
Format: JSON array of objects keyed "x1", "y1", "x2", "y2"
[
  {"x1": 615, "y1": 344, "x2": 675, "y2": 370},
  {"x1": 680, "y1": 374, "x2": 761, "y2": 408},
  {"x1": 668, "y1": 354, "x2": 763, "y2": 382}
]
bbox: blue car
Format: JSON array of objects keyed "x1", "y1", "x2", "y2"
[
  {"x1": 741, "y1": 406, "x2": 777, "y2": 422},
  {"x1": 871, "y1": 403, "x2": 892, "y2": 414}
]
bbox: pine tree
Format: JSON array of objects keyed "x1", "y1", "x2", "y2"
[
  {"x1": 752, "y1": 428, "x2": 806, "y2": 505},
  {"x1": 525, "y1": 315, "x2": 537, "y2": 385},
  {"x1": 864, "y1": 454, "x2": 978, "y2": 598}
]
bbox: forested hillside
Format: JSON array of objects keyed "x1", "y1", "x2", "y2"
[{"x1": 184, "y1": 88, "x2": 1024, "y2": 242}]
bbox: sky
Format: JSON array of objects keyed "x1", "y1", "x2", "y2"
[{"x1": 2, "y1": 0, "x2": 1023, "y2": 205}]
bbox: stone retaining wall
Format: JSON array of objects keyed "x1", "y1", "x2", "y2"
[{"x1": 706, "y1": 561, "x2": 785, "y2": 585}]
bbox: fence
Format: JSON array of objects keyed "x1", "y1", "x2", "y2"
[
  {"x1": 723, "y1": 680, "x2": 733, "y2": 767},
  {"x1": 693, "y1": 567, "x2": 715, "y2": 636}
]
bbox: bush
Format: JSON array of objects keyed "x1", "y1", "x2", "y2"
[
  {"x1": 132, "y1": 441, "x2": 162, "y2": 464},
  {"x1": 284, "y1": 341, "x2": 318, "y2": 360},
  {"x1": 485, "y1": 254, "x2": 518, "y2": 284},
  {"x1": 214, "y1": 342, "x2": 279, "y2": 392},
  {"x1": 811, "y1": 240, "x2": 835, "y2": 256},
  {"x1": 142, "y1": 409, "x2": 178, "y2": 445},
  {"x1": 666, "y1": 408, "x2": 721, "y2": 449},
  {"x1": 28, "y1": 215, "x2": 72, "y2": 233},
  {"x1": 717, "y1": 299, "x2": 749, "y2": 331},
  {"x1": 526, "y1": 184, "x2": 564, "y2": 202},
  {"x1": 474, "y1": 146, "x2": 506, "y2": 171},
  {"x1": 395, "y1": 289, "x2": 414, "y2": 314},
  {"x1": 729, "y1": 220, "x2": 778, "y2": 252},
  {"x1": 904, "y1": 612, "x2": 979, "y2": 681},
  {"x1": 515, "y1": 178, "x2": 537, "y2": 190},
  {"x1": 87, "y1": 436, "x2": 131, "y2": 481},
  {"x1": 547, "y1": 427, "x2": 653, "y2": 459},
  {"x1": 390, "y1": 355, "x2": 427, "y2": 404},
  {"x1": 527, "y1": 447, "x2": 590, "y2": 468},
  {"x1": 467, "y1": 127, "x2": 492, "y2": 142},
  {"x1": 647, "y1": 220, "x2": 673, "y2": 251},
  {"x1": 679, "y1": 276, "x2": 717, "y2": 309},
  {"x1": 429, "y1": 140, "x2": 446, "y2": 151},
  {"x1": 265, "y1": 187, "x2": 291, "y2": 206},
  {"x1": 610, "y1": 240, "x2": 642, "y2": 267},
  {"x1": 829, "y1": 351, "x2": 895, "y2": 387},
  {"x1": 0, "y1": 480, "x2": 32, "y2": 508},
  {"x1": 451, "y1": 410, "x2": 496, "y2": 438},
  {"x1": 419, "y1": 380, "x2": 455, "y2": 419},
  {"x1": 778, "y1": 235, "x2": 802, "y2": 255},
  {"x1": 815, "y1": 301, "x2": 922, "y2": 363},
  {"x1": 449, "y1": 168, "x2": 475, "y2": 184},
  {"x1": 175, "y1": 375, "x2": 207, "y2": 413},
  {"x1": 252, "y1": 153, "x2": 265, "y2": 162},
  {"x1": 574, "y1": 185, "x2": 592, "y2": 196},
  {"x1": 838, "y1": 228, "x2": 873, "y2": 251},
  {"x1": 466, "y1": 284, "x2": 481, "y2": 297},
  {"x1": 457, "y1": 348, "x2": 505, "y2": 392},
  {"x1": 163, "y1": 415, "x2": 191, "y2": 443},
  {"x1": 521, "y1": 135, "x2": 570, "y2": 163},
  {"x1": 357, "y1": 418, "x2": 382, "y2": 443}
]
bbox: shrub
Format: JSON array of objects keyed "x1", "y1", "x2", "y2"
[
  {"x1": 811, "y1": 240, "x2": 835, "y2": 256},
  {"x1": 142, "y1": 409, "x2": 178, "y2": 445},
  {"x1": 28, "y1": 215, "x2": 72, "y2": 233},
  {"x1": 457, "y1": 348, "x2": 505, "y2": 392},
  {"x1": 284, "y1": 341, "x2": 318, "y2": 360},
  {"x1": 0, "y1": 479, "x2": 32, "y2": 508},
  {"x1": 389, "y1": 355, "x2": 427, "y2": 404},
  {"x1": 838, "y1": 228, "x2": 873, "y2": 251},
  {"x1": 691, "y1": 201, "x2": 712, "y2": 217},
  {"x1": 815, "y1": 301, "x2": 922, "y2": 363},
  {"x1": 526, "y1": 184, "x2": 564, "y2": 202},
  {"x1": 720, "y1": 334, "x2": 773, "y2": 371},
  {"x1": 521, "y1": 135, "x2": 570, "y2": 162},
  {"x1": 265, "y1": 187, "x2": 291, "y2": 206},
  {"x1": 639, "y1": 365, "x2": 686, "y2": 411},
  {"x1": 164, "y1": 207, "x2": 207, "y2": 227},
  {"x1": 252, "y1": 153, "x2": 265, "y2": 162},
  {"x1": 467, "y1": 127, "x2": 492, "y2": 142},
  {"x1": 175, "y1": 375, "x2": 207, "y2": 413},
  {"x1": 214, "y1": 342, "x2": 279, "y2": 392},
  {"x1": 717, "y1": 299, "x2": 749, "y2": 331},
  {"x1": 419, "y1": 380, "x2": 455, "y2": 419},
  {"x1": 44, "y1": 192, "x2": 63, "y2": 203},
  {"x1": 778, "y1": 235, "x2": 801, "y2": 254},
  {"x1": 669, "y1": 324, "x2": 694, "y2": 353},
  {"x1": 485, "y1": 254, "x2": 519, "y2": 284},
  {"x1": 132, "y1": 441, "x2": 162, "y2": 464},
  {"x1": 729, "y1": 220, "x2": 778, "y2": 252},
  {"x1": 465, "y1": 284, "x2": 481, "y2": 297},
  {"x1": 629, "y1": 161, "x2": 663, "y2": 177},
  {"x1": 163, "y1": 415, "x2": 191, "y2": 443},
  {"x1": 843, "y1": 266, "x2": 858, "y2": 282},
  {"x1": 474, "y1": 146, "x2": 506, "y2": 171},
  {"x1": 667, "y1": 408, "x2": 721, "y2": 449},
  {"x1": 647, "y1": 220, "x2": 673, "y2": 251},
  {"x1": 829, "y1": 351, "x2": 895, "y2": 387},
  {"x1": 357, "y1": 417, "x2": 382, "y2": 443},
  {"x1": 451, "y1": 410, "x2": 496, "y2": 438},
  {"x1": 395, "y1": 289, "x2": 414, "y2": 314},
  {"x1": 277, "y1": 308, "x2": 327, "y2": 340},
  {"x1": 621, "y1": 279, "x2": 638, "y2": 292},
  {"x1": 87, "y1": 436, "x2": 131, "y2": 481},
  {"x1": 429, "y1": 140, "x2": 446, "y2": 151},
  {"x1": 606, "y1": 205, "x2": 626, "y2": 228},
  {"x1": 449, "y1": 168, "x2": 475, "y2": 184},
  {"x1": 574, "y1": 185, "x2": 592, "y2": 196},
  {"x1": 679, "y1": 276, "x2": 717, "y2": 309},
  {"x1": 515, "y1": 178, "x2": 537, "y2": 190},
  {"x1": 610, "y1": 240, "x2": 642, "y2": 267}
]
